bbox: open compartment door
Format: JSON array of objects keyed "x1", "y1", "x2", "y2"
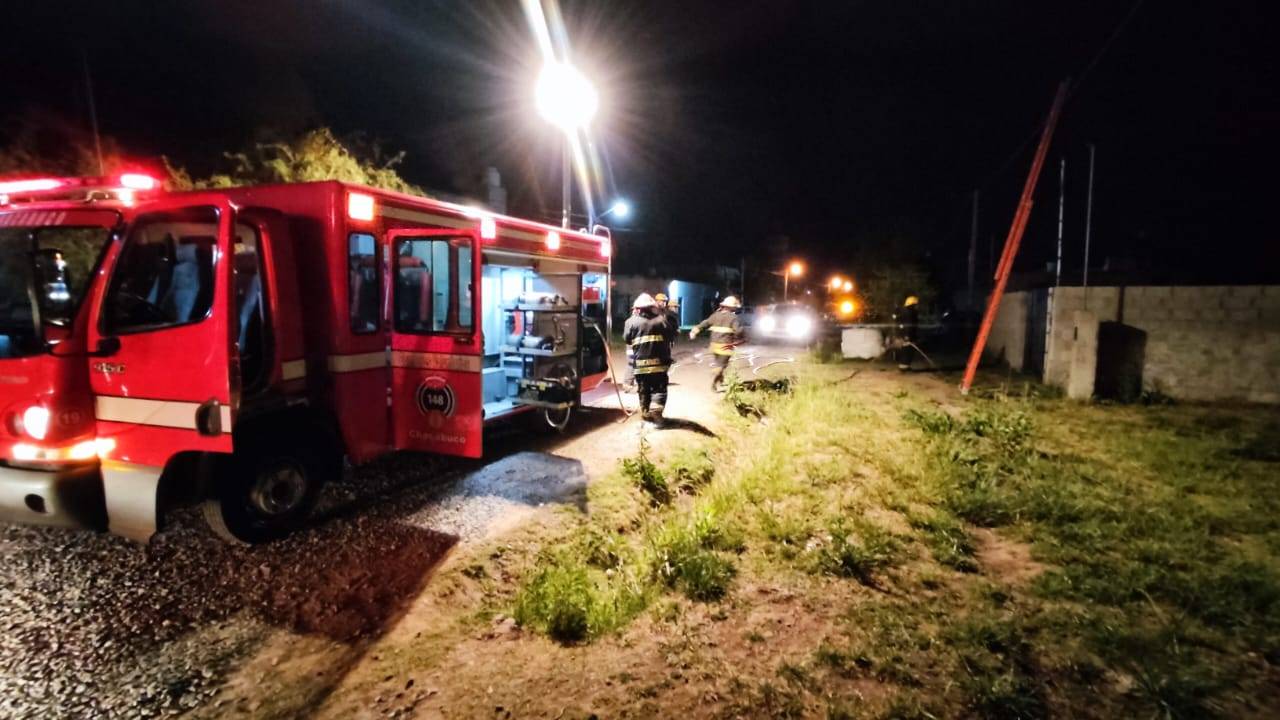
[
  {"x1": 503, "y1": 267, "x2": 583, "y2": 412},
  {"x1": 386, "y1": 228, "x2": 483, "y2": 458}
]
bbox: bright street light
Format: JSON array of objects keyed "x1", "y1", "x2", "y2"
[
  {"x1": 535, "y1": 62, "x2": 598, "y2": 131},
  {"x1": 829, "y1": 275, "x2": 843, "y2": 290},
  {"x1": 599, "y1": 199, "x2": 630, "y2": 221},
  {"x1": 536, "y1": 61, "x2": 599, "y2": 228},
  {"x1": 782, "y1": 260, "x2": 805, "y2": 301},
  {"x1": 842, "y1": 280, "x2": 853, "y2": 292}
]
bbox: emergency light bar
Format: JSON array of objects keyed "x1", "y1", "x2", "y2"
[
  {"x1": 0, "y1": 178, "x2": 65, "y2": 195},
  {"x1": 0, "y1": 173, "x2": 163, "y2": 206}
]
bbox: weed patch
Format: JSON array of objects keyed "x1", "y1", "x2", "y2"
[
  {"x1": 907, "y1": 509, "x2": 977, "y2": 572},
  {"x1": 666, "y1": 446, "x2": 717, "y2": 494},
  {"x1": 807, "y1": 517, "x2": 901, "y2": 584},
  {"x1": 622, "y1": 435, "x2": 672, "y2": 507},
  {"x1": 650, "y1": 513, "x2": 741, "y2": 601},
  {"x1": 512, "y1": 555, "x2": 646, "y2": 643}
]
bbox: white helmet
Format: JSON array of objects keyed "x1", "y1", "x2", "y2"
[
  {"x1": 633, "y1": 293, "x2": 658, "y2": 309},
  {"x1": 720, "y1": 295, "x2": 742, "y2": 309}
]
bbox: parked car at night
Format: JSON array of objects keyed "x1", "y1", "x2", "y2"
[{"x1": 749, "y1": 302, "x2": 823, "y2": 345}]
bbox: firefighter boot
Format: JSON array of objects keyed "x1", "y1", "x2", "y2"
[
  {"x1": 637, "y1": 385, "x2": 653, "y2": 422},
  {"x1": 649, "y1": 378, "x2": 668, "y2": 428},
  {"x1": 711, "y1": 368, "x2": 726, "y2": 393}
]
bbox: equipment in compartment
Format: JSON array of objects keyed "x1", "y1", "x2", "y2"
[{"x1": 480, "y1": 263, "x2": 585, "y2": 417}]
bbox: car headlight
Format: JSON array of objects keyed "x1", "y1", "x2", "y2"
[
  {"x1": 21, "y1": 406, "x2": 50, "y2": 440},
  {"x1": 758, "y1": 315, "x2": 777, "y2": 332},
  {"x1": 785, "y1": 315, "x2": 812, "y2": 338}
]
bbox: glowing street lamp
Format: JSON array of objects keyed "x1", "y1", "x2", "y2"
[
  {"x1": 842, "y1": 280, "x2": 853, "y2": 292},
  {"x1": 535, "y1": 61, "x2": 599, "y2": 228},
  {"x1": 598, "y1": 199, "x2": 631, "y2": 222},
  {"x1": 784, "y1": 260, "x2": 805, "y2": 301},
  {"x1": 829, "y1": 275, "x2": 843, "y2": 291},
  {"x1": 536, "y1": 62, "x2": 599, "y2": 130}
]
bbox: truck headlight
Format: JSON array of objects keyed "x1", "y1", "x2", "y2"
[
  {"x1": 786, "y1": 316, "x2": 812, "y2": 338},
  {"x1": 758, "y1": 315, "x2": 776, "y2": 333},
  {"x1": 21, "y1": 406, "x2": 50, "y2": 441}
]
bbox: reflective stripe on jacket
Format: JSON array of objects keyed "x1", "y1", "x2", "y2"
[
  {"x1": 623, "y1": 311, "x2": 675, "y2": 374},
  {"x1": 695, "y1": 309, "x2": 744, "y2": 356}
]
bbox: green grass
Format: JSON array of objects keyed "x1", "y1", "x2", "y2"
[
  {"x1": 508, "y1": 360, "x2": 1279, "y2": 716},
  {"x1": 807, "y1": 517, "x2": 901, "y2": 584},
  {"x1": 650, "y1": 512, "x2": 740, "y2": 601},
  {"x1": 906, "y1": 509, "x2": 978, "y2": 572},
  {"x1": 512, "y1": 554, "x2": 648, "y2": 643},
  {"x1": 621, "y1": 435, "x2": 672, "y2": 507},
  {"x1": 901, "y1": 394, "x2": 1280, "y2": 717}
]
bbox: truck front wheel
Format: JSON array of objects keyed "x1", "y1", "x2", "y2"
[{"x1": 201, "y1": 440, "x2": 332, "y2": 544}]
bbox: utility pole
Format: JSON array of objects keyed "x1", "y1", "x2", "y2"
[
  {"x1": 81, "y1": 51, "x2": 105, "y2": 176},
  {"x1": 1054, "y1": 157, "x2": 1065, "y2": 287},
  {"x1": 968, "y1": 190, "x2": 979, "y2": 307},
  {"x1": 1083, "y1": 143, "x2": 1096, "y2": 309},
  {"x1": 1046, "y1": 156, "x2": 1066, "y2": 376},
  {"x1": 560, "y1": 142, "x2": 571, "y2": 228}
]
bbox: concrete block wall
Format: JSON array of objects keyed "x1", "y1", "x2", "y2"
[
  {"x1": 987, "y1": 285, "x2": 1280, "y2": 403},
  {"x1": 983, "y1": 291, "x2": 1029, "y2": 371},
  {"x1": 1064, "y1": 286, "x2": 1278, "y2": 402}
]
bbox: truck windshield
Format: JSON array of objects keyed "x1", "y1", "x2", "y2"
[{"x1": 0, "y1": 226, "x2": 112, "y2": 359}]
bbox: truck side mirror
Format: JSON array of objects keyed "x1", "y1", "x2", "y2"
[{"x1": 91, "y1": 336, "x2": 121, "y2": 357}]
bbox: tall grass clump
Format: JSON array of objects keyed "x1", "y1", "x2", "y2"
[
  {"x1": 649, "y1": 510, "x2": 743, "y2": 601},
  {"x1": 513, "y1": 553, "x2": 647, "y2": 643}
]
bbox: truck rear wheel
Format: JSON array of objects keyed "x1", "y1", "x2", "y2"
[{"x1": 201, "y1": 439, "x2": 333, "y2": 544}]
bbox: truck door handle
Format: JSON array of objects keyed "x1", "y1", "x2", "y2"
[{"x1": 195, "y1": 399, "x2": 223, "y2": 436}]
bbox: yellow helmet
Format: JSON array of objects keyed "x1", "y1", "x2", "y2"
[
  {"x1": 654, "y1": 293, "x2": 668, "y2": 304},
  {"x1": 904, "y1": 296, "x2": 919, "y2": 307},
  {"x1": 720, "y1": 295, "x2": 742, "y2": 309}
]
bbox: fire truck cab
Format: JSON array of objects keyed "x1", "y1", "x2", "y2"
[{"x1": 0, "y1": 175, "x2": 611, "y2": 543}]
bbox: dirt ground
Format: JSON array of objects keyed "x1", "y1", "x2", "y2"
[
  {"x1": 6, "y1": 341, "x2": 1273, "y2": 719},
  {"x1": 197, "y1": 340, "x2": 799, "y2": 719}
]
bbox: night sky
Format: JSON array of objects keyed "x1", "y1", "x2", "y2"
[{"x1": 4, "y1": 1, "x2": 1277, "y2": 292}]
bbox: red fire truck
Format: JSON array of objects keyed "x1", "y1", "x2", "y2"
[{"x1": 0, "y1": 174, "x2": 612, "y2": 543}]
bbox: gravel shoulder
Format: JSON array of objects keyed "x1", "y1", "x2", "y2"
[{"x1": 0, "y1": 339, "x2": 751, "y2": 719}]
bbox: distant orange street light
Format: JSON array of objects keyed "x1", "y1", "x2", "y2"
[{"x1": 783, "y1": 260, "x2": 805, "y2": 300}]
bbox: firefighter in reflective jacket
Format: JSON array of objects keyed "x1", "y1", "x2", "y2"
[
  {"x1": 690, "y1": 295, "x2": 744, "y2": 391},
  {"x1": 624, "y1": 293, "x2": 676, "y2": 424}
]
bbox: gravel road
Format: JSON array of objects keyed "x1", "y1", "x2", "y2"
[
  {"x1": 0, "y1": 341, "x2": 788, "y2": 719},
  {"x1": 0, "y1": 413, "x2": 606, "y2": 719}
]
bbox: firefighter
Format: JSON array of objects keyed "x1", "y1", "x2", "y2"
[
  {"x1": 895, "y1": 295, "x2": 920, "y2": 370},
  {"x1": 690, "y1": 295, "x2": 744, "y2": 392},
  {"x1": 655, "y1": 292, "x2": 680, "y2": 329},
  {"x1": 624, "y1": 293, "x2": 676, "y2": 425},
  {"x1": 622, "y1": 303, "x2": 642, "y2": 392}
]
